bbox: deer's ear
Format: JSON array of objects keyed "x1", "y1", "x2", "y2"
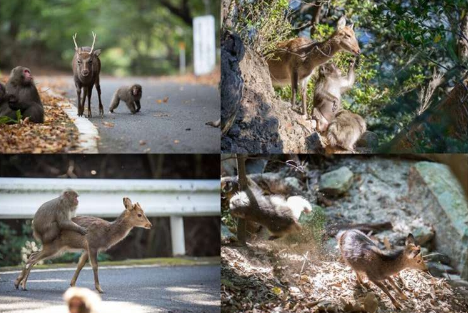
[
  {"x1": 123, "y1": 197, "x2": 133, "y2": 209},
  {"x1": 337, "y1": 16, "x2": 346, "y2": 30},
  {"x1": 350, "y1": 23, "x2": 355, "y2": 30},
  {"x1": 405, "y1": 233, "x2": 416, "y2": 246},
  {"x1": 93, "y1": 49, "x2": 101, "y2": 57}
]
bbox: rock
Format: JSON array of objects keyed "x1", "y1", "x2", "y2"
[
  {"x1": 426, "y1": 252, "x2": 451, "y2": 265},
  {"x1": 444, "y1": 275, "x2": 468, "y2": 288},
  {"x1": 408, "y1": 161, "x2": 468, "y2": 279},
  {"x1": 221, "y1": 224, "x2": 237, "y2": 242},
  {"x1": 357, "y1": 131, "x2": 379, "y2": 149},
  {"x1": 412, "y1": 225, "x2": 435, "y2": 246},
  {"x1": 319, "y1": 167, "x2": 354, "y2": 196},
  {"x1": 427, "y1": 262, "x2": 457, "y2": 277}
]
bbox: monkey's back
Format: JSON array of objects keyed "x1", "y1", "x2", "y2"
[{"x1": 327, "y1": 110, "x2": 366, "y2": 151}]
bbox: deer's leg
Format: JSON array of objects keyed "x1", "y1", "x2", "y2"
[
  {"x1": 88, "y1": 248, "x2": 103, "y2": 293},
  {"x1": 16, "y1": 247, "x2": 60, "y2": 291},
  {"x1": 291, "y1": 70, "x2": 298, "y2": 108},
  {"x1": 81, "y1": 87, "x2": 88, "y2": 118},
  {"x1": 370, "y1": 279, "x2": 402, "y2": 310},
  {"x1": 387, "y1": 277, "x2": 408, "y2": 300},
  {"x1": 87, "y1": 86, "x2": 93, "y2": 118},
  {"x1": 95, "y1": 81, "x2": 104, "y2": 117},
  {"x1": 301, "y1": 78, "x2": 308, "y2": 117},
  {"x1": 76, "y1": 85, "x2": 82, "y2": 116},
  {"x1": 70, "y1": 252, "x2": 89, "y2": 287}
]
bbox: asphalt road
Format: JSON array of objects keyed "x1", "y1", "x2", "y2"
[
  {"x1": 49, "y1": 76, "x2": 220, "y2": 153},
  {"x1": 0, "y1": 264, "x2": 220, "y2": 313}
]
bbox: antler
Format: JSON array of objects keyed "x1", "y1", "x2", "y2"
[
  {"x1": 90, "y1": 31, "x2": 97, "y2": 54},
  {"x1": 72, "y1": 33, "x2": 79, "y2": 51}
]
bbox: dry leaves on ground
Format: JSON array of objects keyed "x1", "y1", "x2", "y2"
[
  {"x1": 0, "y1": 78, "x2": 79, "y2": 153},
  {"x1": 221, "y1": 245, "x2": 468, "y2": 313}
]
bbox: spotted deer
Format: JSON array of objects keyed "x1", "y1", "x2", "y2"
[{"x1": 267, "y1": 16, "x2": 360, "y2": 117}]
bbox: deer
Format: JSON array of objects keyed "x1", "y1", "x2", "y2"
[
  {"x1": 267, "y1": 16, "x2": 360, "y2": 118},
  {"x1": 14, "y1": 197, "x2": 152, "y2": 293},
  {"x1": 72, "y1": 32, "x2": 104, "y2": 118},
  {"x1": 338, "y1": 229, "x2": 428, "y2": 309}
]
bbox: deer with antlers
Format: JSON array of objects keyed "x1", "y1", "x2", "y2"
[{"x1": 72, "y1": 32, "x2": 104, "y2": 117}]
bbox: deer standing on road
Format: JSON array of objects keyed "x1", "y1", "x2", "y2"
[
  {"x1": 268, "y1": 16, "x2": 360, "y2": 117},
  {"x1": 15, "y1": 197, "x2": 152, "y2": 293},
  {"x1": 72, "y1": 32, "x2": 104, "y2": 118}
]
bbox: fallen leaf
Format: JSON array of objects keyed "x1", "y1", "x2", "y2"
[
  {"x1": 103, "y1": 122, "x2": 114, "y2": 128},
  {"x1": 174, "y1": 140, "x2": 180, "y2": 144},
  {"x1": 139, "y1": 140, "x2": 146, "y2": 145}
]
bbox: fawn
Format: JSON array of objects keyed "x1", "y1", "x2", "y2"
[
  {"x1": 15, "y1": 197, "x2": 152, "y2": 293},
  {"x1": 267, "y1": 16, "x2": 360, "y2": 117},
  {"x1": 339, "y1": 230, "x2": 428, "y2": 309}
]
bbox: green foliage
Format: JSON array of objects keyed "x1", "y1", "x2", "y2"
[
  {"x1": 0, "y1": 110, "x2": 22, "y2": 125},
  {"x1": 232, "y1": 0, "x2": 294, "y2": 56},
  {"x1": 0, "y1": 0, "x2": 218, "y2": 76}
]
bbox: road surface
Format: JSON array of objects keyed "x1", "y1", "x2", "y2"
[
  {"x1": 0, "y1": 264, "x2": 220, "y2": 313},
  {"x1": 43, "y1": 76, "x2": 220, "y2": 153}
]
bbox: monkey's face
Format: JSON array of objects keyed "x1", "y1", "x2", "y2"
[
  {"x1": 221, "y1": 178, "x2": 239, "y2": 200},
  {"x1": 131, "y1": 85, "x2": 142, "y2": 98},
  {"x1": 64, "y1": 191, "x2": 79, "y2": 206},
  {"x1": 11, "y1": 67, "x2": 33, "y2": 85},
  {"x1": 123, "y1": 197, "x2": 152, "y2": 229},
  {"x1": 68, "y1": 296, "x2": 86, "y2": 313}
]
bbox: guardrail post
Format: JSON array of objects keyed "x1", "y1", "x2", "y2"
[{"x1": 170, "y1": 216, "x2": 186, "y2": 256}]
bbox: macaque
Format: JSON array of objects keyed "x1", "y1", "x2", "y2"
[
  {"x1": 33, "y1": 189, "x2": 87, "y2": 244},
  {"x1": 312, "y1": 60, "x2": 356, "y2": 132},
  {"x1": 5, "y1": 66, "x2": 44, "y2": 123},
  {"x1": 64, "y1": 287, "x2": 101, "y2": 313},
  {"x1": 109, "y1": 84, "x2": 142, "y2": 114},
  {"x1": 229, "y1": 184, "x2": 312, "y2": 240},
  {"x1": 326, "y1": 109, "x2": 366, "y2": 152}
]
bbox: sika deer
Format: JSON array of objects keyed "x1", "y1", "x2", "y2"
[
  {"x1": 268, "y1": 16, "x2": 360, "y2": 117},
  {"x1": 339, "y1": 230, "x2": 428, "y2": 309},
  {"x1": 72, "y1": 32, "x2": 104, "y2": 118},
  {"x1": 15, "y1": 197, "x2": 152, "y2": 293}
]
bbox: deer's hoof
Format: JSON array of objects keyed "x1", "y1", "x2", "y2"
[{"x1": 95, "y1": 286, "x2": 104, "y2": 293}]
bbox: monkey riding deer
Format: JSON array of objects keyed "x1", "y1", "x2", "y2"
[
  {"x1": 268, "y1": 16, "x2": 360, "y2": 117},
  {"x1": 15, "y1": 197, "x2": 152, "y2": 293},
  {"x1": 109, "y1": 84, "x2": 143, "y2": 114},
  {"x1": 72, "y1": 32, "x2": 104, "y2": 118},
  {"x1": 229, "y1": 178, "x2": 312, "y2": 240},
  {"x1": 3, "y1": 67, "x2": 44, "y2": 123},
  {"x1": 32, "y1": 189, "x2": 87, "y2": 244}
]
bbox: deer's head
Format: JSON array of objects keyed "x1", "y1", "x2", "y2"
[
  {"x1": 73, "y1": 32, "x2": 101, "y2": 77},
  {"x1": 122, "y1": 197, "x2": 152, "y2": 229},
  {"x1": 334, "y1": 16, "x2": 361, "y2": 56}
]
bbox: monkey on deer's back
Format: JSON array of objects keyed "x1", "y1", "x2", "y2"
[
  {"x1": 229, "y1": 182, "x2": 312, "y2": 240},
  {"x1": 109, "y1": 84, "x2": 142, "y2": 114},
  {"x1": 4, "y1": 67, "x2": 44, "y2": 123}
]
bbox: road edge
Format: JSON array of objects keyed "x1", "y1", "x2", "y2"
[{"x1": 43, "y1": 88, "x2": 99, "y2": 153}]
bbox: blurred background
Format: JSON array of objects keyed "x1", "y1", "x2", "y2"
[
  {"x1": 0, "y1": 154, "x2": 220, "y2": 267},
  {"x1": 0, "y1": 0, "x2": 220, "y2": 76}
]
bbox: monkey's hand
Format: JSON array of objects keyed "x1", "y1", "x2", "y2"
[
  {"x1": 78, "y1": 227, "x2": 88, "y2": 236},
  {"x1": 353, "y1": 55, "x2": 361, "y2": 67}
]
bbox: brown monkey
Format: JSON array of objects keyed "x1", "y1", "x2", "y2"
[
  {"x1": 312, "y1": 60, "x2": 356, "y2": 132},
  {"x1": 5, "y1": 66, "x2": 44, "y2": 123},
  {"x1": 64, "y1": 287, "x2": 101, "y2": 313},
  {"x1": 229, "y1": 184, "x2": 312, "y2": 240},
  {"x1": 326, "y1": 109, "x2": 366, "y2": 152},
  {"x1": 109, "y1": 84, "x2": 142, "y2": 114},
  {"x1": 33, "y1": 189, "x2": 87, "y2": 244}
]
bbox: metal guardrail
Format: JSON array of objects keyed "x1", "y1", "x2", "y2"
[{"x1": 0, "y1": 178, "x2": 221, "y2": 256}]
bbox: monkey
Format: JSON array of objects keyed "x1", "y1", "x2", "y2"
[
  {"x1": 64, "y1": 287, "x2": 101, "y2": 313},
  {"x1": 5, "y1": 66, "x2": 44, "y2": 123},
  {"x1": 32, "y1": 189, "x2": 87, "y2": 244},
  {"x1": 312, "y1": 59, "x2": 356, "y2": 132},
  {"x1": 229, "y1": 183, "x2": 312, "y2": 240},
  {"x1": 0, "y1": 82, "x2": 18, "y2": 120},
  {"x1": 326, "y1": 109, "x2": 367, "y2": 152},
  {"x1": 109, "y1": 84, "x2": 142, "y2": 114}
]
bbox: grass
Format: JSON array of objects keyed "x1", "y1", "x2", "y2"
[{"x1": 0, "y1": 256, "x2": 220, "y2": 272}]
